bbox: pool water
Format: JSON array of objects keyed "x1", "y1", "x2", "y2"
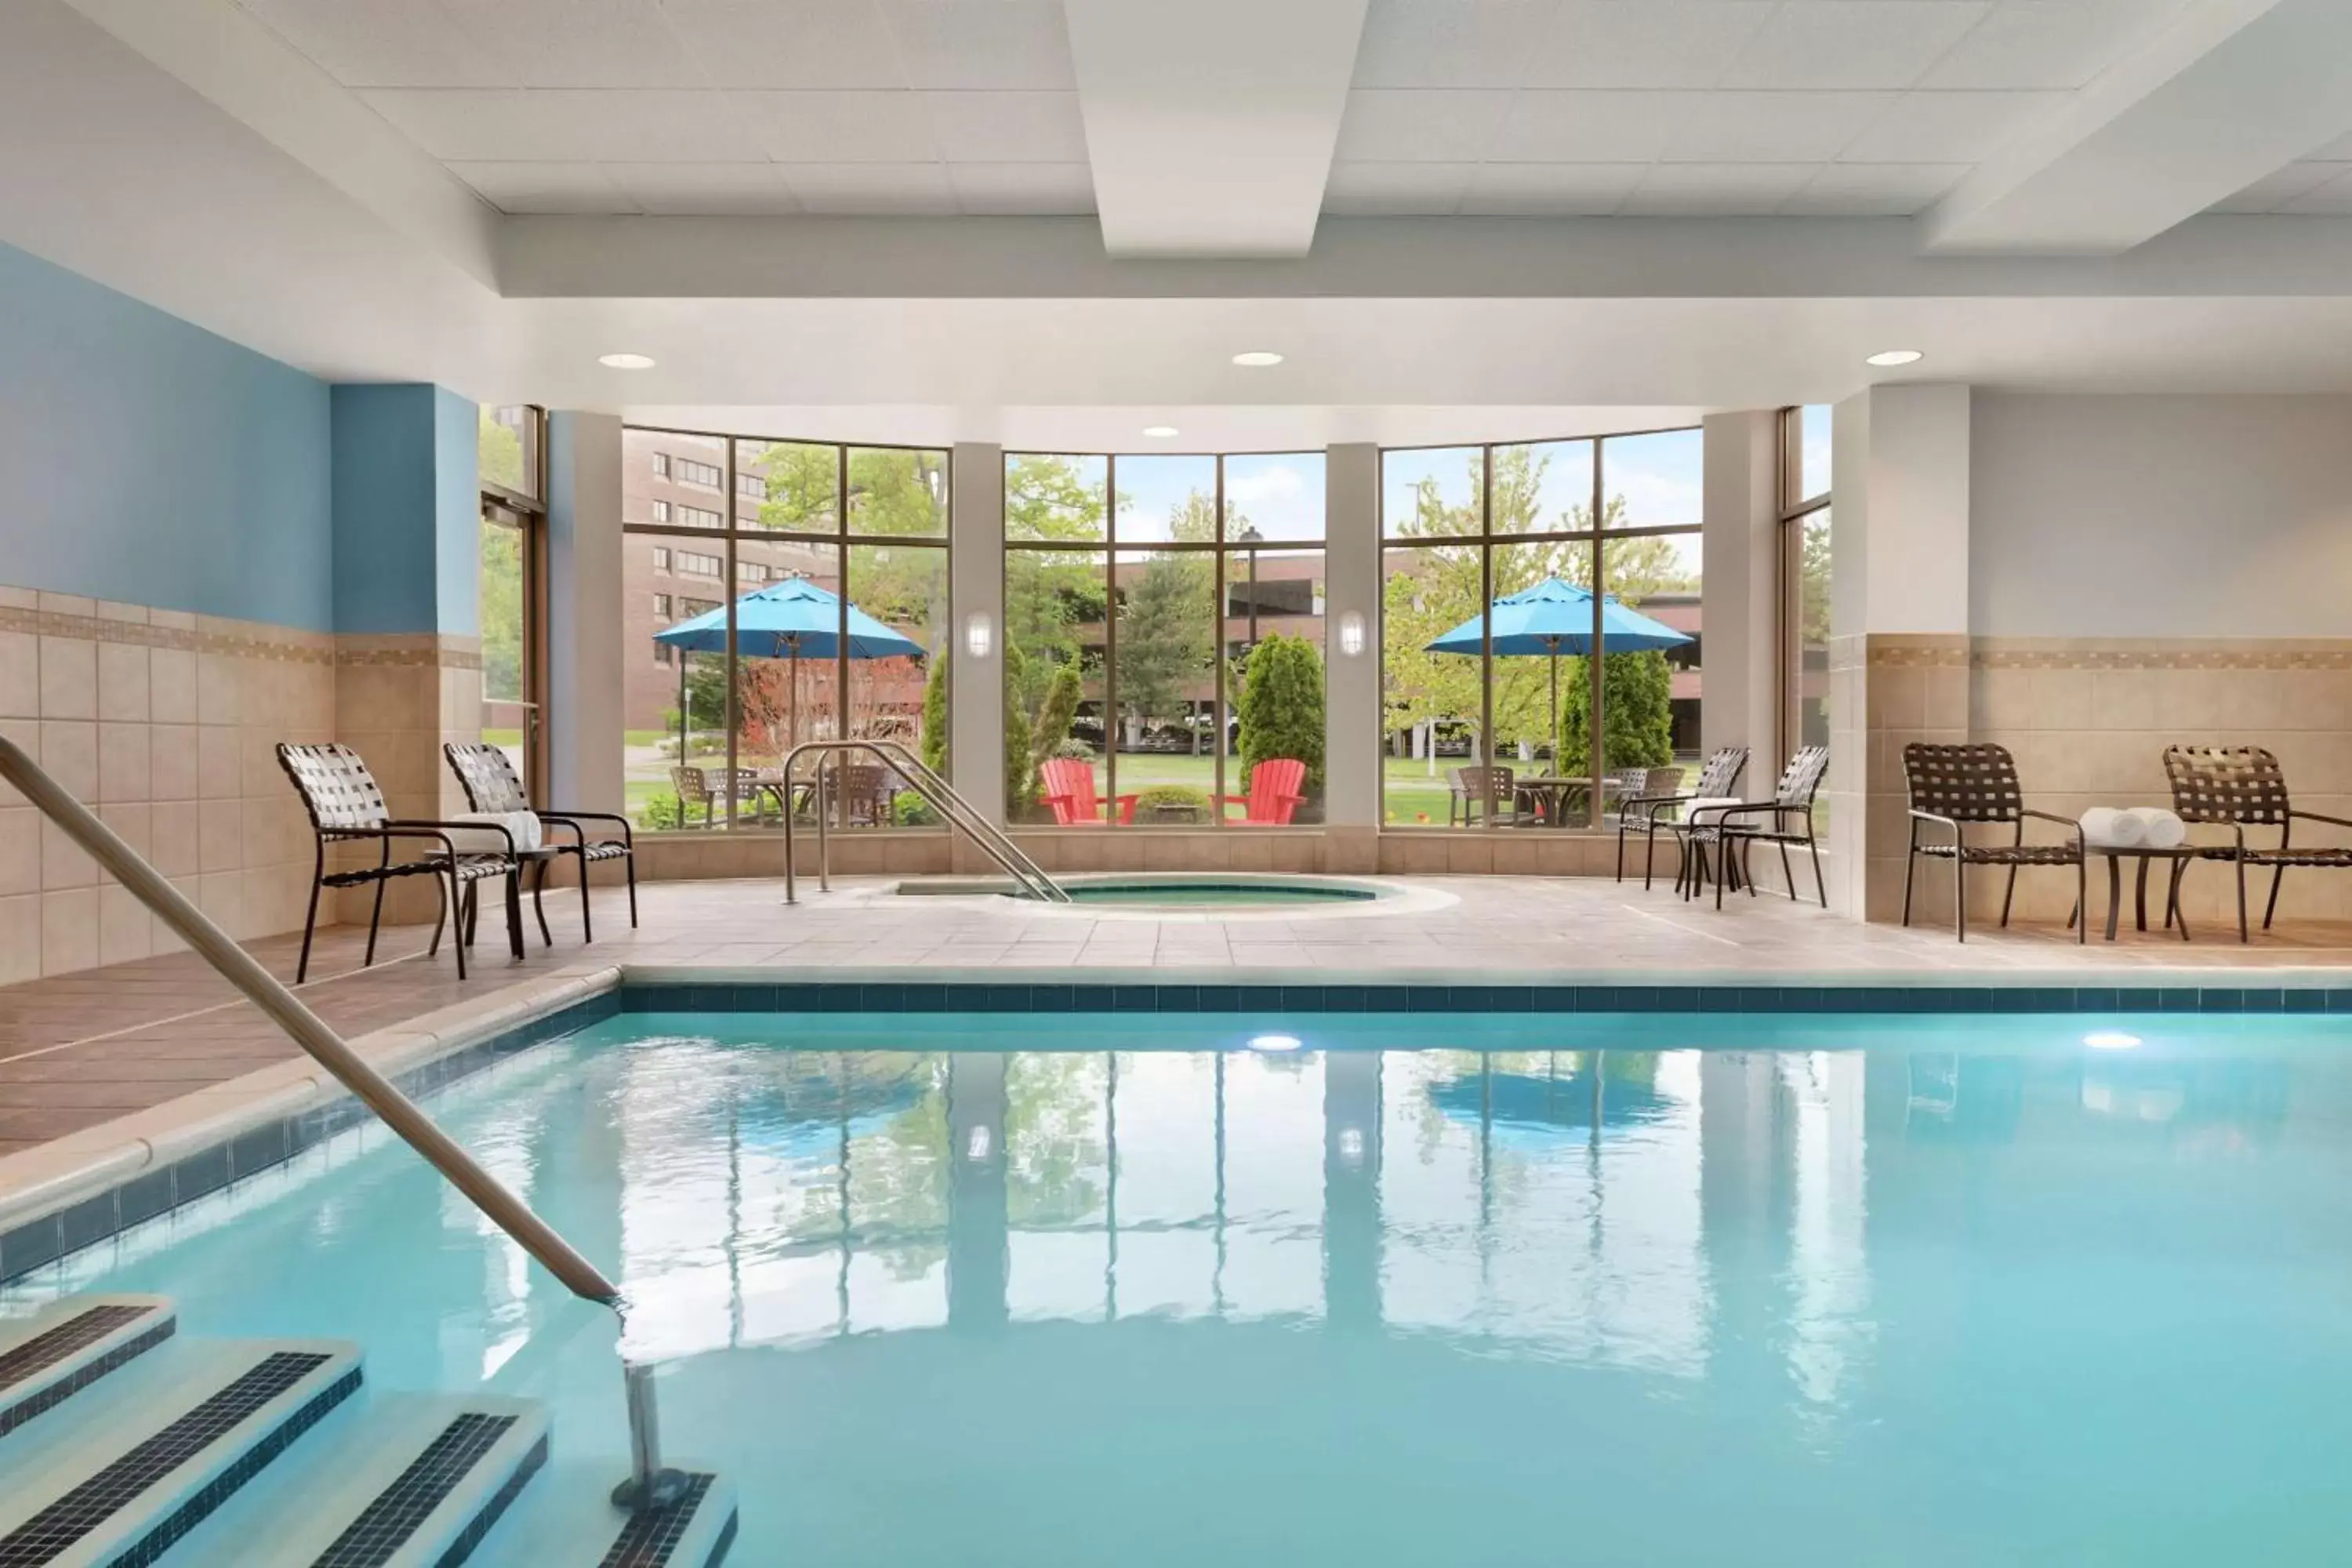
[
  {"x1": 13, "y1": 1010, "x2": 2352, "y2": 1565},
  {"x1": 1059, "y1": 879, "x2": 1378, "y2": 907}
]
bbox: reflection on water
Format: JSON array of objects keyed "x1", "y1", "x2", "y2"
[{"x1": 12, "y1": 1018, "x2": 2348, "y2": 1566}]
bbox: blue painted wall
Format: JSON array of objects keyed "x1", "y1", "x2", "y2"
[
  {"x1": 329, "y1": 383, "x2": 479, "y2": 636},
  {"x1": 0, "y1": 241, "x2": 334, "y2": 630}
]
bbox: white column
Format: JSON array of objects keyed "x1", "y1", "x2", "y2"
[
  {"x1": 546, "y1": 411, "x2": 623, "y2": 815},
  {"x1": 1323, "y1": 442, "x2": 1380, "y2": 868},
  {"x1": 1700, "y1": 411, "x2": 1781, "y2": 768},
  {"x1": 949, "y1": 441, "x2": 1006, "y2": 826}
]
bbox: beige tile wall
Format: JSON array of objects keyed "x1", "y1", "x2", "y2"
[
  {"x1": 0, "y1": 586, "x2": 336, "y2": 981},
  {"x1": 329, "y1": 635, "x2": 483, "y2": 924}
]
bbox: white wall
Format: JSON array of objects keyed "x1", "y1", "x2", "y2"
[
  {"x1": 1971, "y1": 393, "x2": 2352, "y2": 639},
  {"x1": 548, "y1": 411, "x2": 624, "y2": 815}
]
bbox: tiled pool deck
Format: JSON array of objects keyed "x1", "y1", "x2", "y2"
[{"x1": 3, "y1": 872, "x2": 2350, "y2": 1161}]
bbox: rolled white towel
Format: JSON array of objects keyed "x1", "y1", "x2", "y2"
[
  {"x1": 2128, "y1": 807, "x2": 2186, "y2": 850},
  {"x1": 1682, "y1": 795, "x2": 1744, "y2": 821},
  {"x1": 2079, "y1": 808, "x2": 2145, "y2": 848},
  {"x1": 442, "y1": 810, "x2": 542, "y2": 855}
]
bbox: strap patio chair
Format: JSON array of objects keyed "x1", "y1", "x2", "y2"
[
  {"x1": 670, "y1": 766, "x2": 720, "y2": 828},
  {"x1": 1901, "y1": 742, "x2": 2085, "y2": 943},
  {"x1": 2161, "y1": 744, "x2": 2352, "y2": 942},
  {"x1": 278, "y1": 742, "x2": 523, "y2": 984},
  {"x1": 445, "y1": 742, "x2": 637, "y2": 944},
  {"x1": 1446, "y1": 764, "x2": 1519, "y2": 827},
  {"x1": 1617, "y1": 746, "x2": 1748, "y2": 887},
  {"x1": 1686, "y1": 745, "x2": 1832, "y2": 909}
]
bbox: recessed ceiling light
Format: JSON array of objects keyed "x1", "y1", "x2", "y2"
[
  {"x1": 1142, "y1": 425, "x2": 1180, "y2": 438},
  {"x1": 1232, "y1": 350, "x2": 1284, "y2": 368},
  {"x1": 1247, "y1": 1033, "x2": 1303, "y2": 1052},
  {"x1": 1865, "y1": 349, "x2": 1924, "y2": 368},
  {"x1": 598, "y1": 352, "x2": 656, "y2": 370},
  {"x1": 2084, "y1": 1030, "x2": 2143, "y2": 1051}
]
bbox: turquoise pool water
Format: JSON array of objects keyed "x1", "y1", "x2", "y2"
[
  {"x1": 12, "y1": 1009, "x2": 2352, "y2": 1564},
  {"x1": 1060, "y1": 879, "x2": 1378, "y2": 907}
]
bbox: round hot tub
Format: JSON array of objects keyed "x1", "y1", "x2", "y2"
[{"x1": 889, "y1": 872, "x2": 1446, "y2": 918}]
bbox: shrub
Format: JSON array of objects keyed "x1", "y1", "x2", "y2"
[
  {"x1": 919, "y1": 656, "x2": 948, "y2": 773},
  {"x1": 893, "y1": 790, "x2": 940, "y2": 827},
  {"x1": 1236, "y1": 633, "x2": 1327, "y2": 796},
  {"x1": 1050, "y1": 737, "x2": 1097, "y2": 760},
  {"x1": 1131, "y1": 784, "x2": 1213, "y2": 820},
  {"x1": 1004, "y1": 645, "x2": 1036, "y2": 816},
  {"x1": 637, "y1": 793, "x2": 686, "y2": 831},
  {"x1": 1556, "y1": 650, "x2": 1675, "y2": 771},
  {"x1": 1029, "y1": 662, "x2": 1083, "y2": 772}
]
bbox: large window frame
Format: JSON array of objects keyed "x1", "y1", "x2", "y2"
[
  {"x1": 479, "y1": 405, "x2": 548, "y2": 803},
  {"x1": 623, "y1": 426, "x2": 952, "y2": 830},
  {"x1": 1379, "y1": 426, "x2": 1704, "y2": 833},
  {"x1": 1777, "y1": 407, "x2": 1832, "y2": 770},
  {"x1": 1001, "y1": 449, "x2": 1328, "y2": 828}
]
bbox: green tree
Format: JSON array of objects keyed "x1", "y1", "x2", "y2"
[
  {"x1": 1004, "y1": 644, "x2": 1036, "y2": 815},
  {"x1": 1236, "y1": 633, "x2": 1326, "y2": 797},
  {"x1": 1557, "y1": 648, "x2": 1675, "y2": 771},
  {"x1": 1116, "y1": 553, "x2": 1210, "y2": 742},
  {"x1": 1029, "y1": 662, "x2": 1081, "y2": 771},
  {"x1": 920, "y1": 655, "x2": 948, "y2": 773}
]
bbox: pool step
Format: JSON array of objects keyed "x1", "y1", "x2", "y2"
[
  {"x1": 468, "y1": 1459, "x2": 739, "y2": 1568},
  {"x1": 0, "y1": 1293, "x2": 175, "y2": 1440}
]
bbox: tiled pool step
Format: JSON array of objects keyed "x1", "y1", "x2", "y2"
[{"x1": 0, "y1": 1296, "x2": 735, "y2": 1567}]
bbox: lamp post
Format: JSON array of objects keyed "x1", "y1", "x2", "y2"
[{"x1": 1237, "y1": 524, "x2": 1263, "y2": 646}]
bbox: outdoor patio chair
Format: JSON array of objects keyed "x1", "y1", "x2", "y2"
[
  {"x1": 1681, "y1": 746, "x2": 1831, "y2": 909},
  {"x1": 1617, "y1": 746, "x2": 1748, "y2": 886},
  {"x1": 1040, "y1": 757, "x2": 1138, "y2": 826},
  {"x1": 1446, "y1": 765, "x2": 1519, "y2": 827},
  {"x1": 2161, "y1": 744, "x2": 2352, "y2": 942},
  {"x1": 671, "y1": 765, "x2": 720, "y2": 828},
  {"x1": 445, "y1": 742, "x2": 637, "y2": 944},
  {"x1": 1902, "y1": 742, "x2": 2085, "y2": 943},
  {"x1": 826, "y1": 762, "x2": 895, "y2": 827},
  {"x1": 278, "y1": 742, "x2": 523, "y2": 985},
  {"x1": 1221, "y1": 758, "x2": 1307, "y2": 825}
]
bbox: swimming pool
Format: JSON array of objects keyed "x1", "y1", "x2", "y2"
[
  {"x1": 10, "y1": 1006, "x2": 2351, "y2": 1564},
  {"x1": 891, "y1": 872, "x2": 1399, "y2": 909}
]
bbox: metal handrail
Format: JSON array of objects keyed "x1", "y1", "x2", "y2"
[
  {"x1": 0, "y1": 736, "x2": 687, "y2": 1514},
  {"x1": 779, "y1": 739, "x2": 1069, "y2": 903}
]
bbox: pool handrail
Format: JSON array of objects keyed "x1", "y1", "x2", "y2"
[
  {"x1": 0, "y1": 735, "x2": 688, "y2": 1514},
  {"x1": 780, "y1": 738, "x2": 1070, "y2": 903}
]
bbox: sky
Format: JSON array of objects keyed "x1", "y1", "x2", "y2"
[{"x1": 1105, "y1": 450, "x2": 1329, "y2": 545}]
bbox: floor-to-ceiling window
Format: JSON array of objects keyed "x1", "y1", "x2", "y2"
[
  {"x1": 621, "y1": 426, "x2": 950, "y2": 829},
  {"x1": 1380, "y1": 428, "x2": 1703, "y2": 830},
  {"x1": 477, "y1": 405, "x2": 545, "y2": 799},
  {"x1": 1004, "y1": 450, "x2": 1327, "y2": 826},
  {"x1": 1780, "y1": 406, "x2": 1832, "y2": 768}
]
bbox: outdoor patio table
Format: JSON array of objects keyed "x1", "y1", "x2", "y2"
[{"x1": 1514, "y1": 775, "x2": 1628, "y2": 826}]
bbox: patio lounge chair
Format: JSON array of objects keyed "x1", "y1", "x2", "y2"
[
  {"x1": 1040, "y1": 757, "x2": 1138, "y2": 826},
  {"x1": 2161, "y1": 744, "x2": 2352, "y2": 942},
  {"x1": 278, "y1": 742, "x2": 523, "y2": 984},
  {"x1": 1902, "y1": 742, "x2": 2085, "y2": 943},
  {"x1": 1222, "y1": 758, "x2": 1307, "y2": 824},
  {"x1": 445, "y1": 742, "x2": 637, "y2": 943},
  {"x1": 1686, "y1": 746, "x2": 1831, "y2": 909},
  {"x1": 1617, "y1": 746, "x2": 1748, "y2": 885},
  {"x1": 1446, "y1": 765, "x2": 1519, "y2": 826}
]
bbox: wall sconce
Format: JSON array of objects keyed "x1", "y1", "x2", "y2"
[
  {"x1": 1337, "y1": 610, "x2": 1367, "y2": 658},
  {"x1": 964, "y1": 610, "x2": 994, "y2": 659}
]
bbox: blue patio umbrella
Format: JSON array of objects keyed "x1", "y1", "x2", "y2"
[
  {"x1": 656, "y1": 576, "x2": 924, "y2": 753},
  {"x1": 1424, "y1": 578, "x2": 1690, "y2": 767}
]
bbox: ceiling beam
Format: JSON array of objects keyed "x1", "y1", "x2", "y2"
[
  {"x1": 1062, "y1": 0, "x2": 1368, "y2": 259},
  {"x1": 1920, "y1": 0, "x2": 2352, "y2": 255}
]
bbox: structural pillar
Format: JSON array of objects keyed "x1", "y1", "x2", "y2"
[
  {"x1": 547, "y1": 412, "x2": 624, "y2": 817},
  {"x1": 1323, "y1": 442, "x2": 1381, "y2": 870},
  {"x1": 949, "y1": 442, "x2": 1006, "y2": 850}
]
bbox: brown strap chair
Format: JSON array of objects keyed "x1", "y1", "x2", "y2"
[
  {"x1": 1683, "y1": 745, "x2": 1831, "y2": 909},
  {"x1": 1902, "y1": 742, "x2": 2084, "y2": 943},
  {"x1": 278, "y1": 742, "x2": 521, "y2": 983},
  {"x1": 446, "y1": 742, "x2": 637, "y2": 944},
  {"x1": 1618, "y1": 746, "x2": 1748, "y2": 886},
  {"x1": 2162, "y1": 744, "x2": 2352, "y2": 942}
]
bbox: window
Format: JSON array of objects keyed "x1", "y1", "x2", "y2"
[
  {"x1": 622, "y1": 426, "x2": 952, "y2": 830},
  {"x1": 1004, "y1": 451, "x2": 1328, "y2": 828},
  {"x1": 1780, "y1": 406, "x2": 1831, "y2": 766},
  {"x1": 477, "y1": 406, "x2": 545, "y2": 799},
  {"x1": 479, "y1": 405, "x2": 539, "y2": 502},
  {"x1": 1381, "y1": 429, "x2": 1703, "y2": 831}
]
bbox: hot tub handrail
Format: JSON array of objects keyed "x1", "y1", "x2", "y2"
[
  {"x1": 779, "y1": 739, "x2": 1069, "y2": 903},
  {"x1": 0, "y1": 735, "x2": 688, "y2": 1513}
]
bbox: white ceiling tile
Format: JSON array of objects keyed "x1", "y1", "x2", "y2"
[
  {"x1": 2274, "y1": 165, "x2": 2352, "y2": 216},
  {"x1": 436, "y1": 0, "x2": 705, "y2": 87},
  {"x1": 1723, "y1": 2, "x2": 1991, "y2": 91},
  {"x1": 445, "y1": 161, "x2": 636, "y2": 214},
  {"x1": 920, "y1": 91, "x2": 1089, "y2": 163},
  {"x1": 1781, "y1": 161, "x2": 1968, "y2": 215},
  {"x1": 779, "y1": 162, "x2": 958, "y2": 214},
  {"x1": 361, "y1": 89, "x2": 604, "y2": 162},
  {"x1": 1334, "y1": 91, "x2": 1511, "y2": 163},
  {"x1": 234, "y1": 0, "x2": 506, "y2": 88},
  {"x1": 1663, "y1": 91, "x2": 1896, "y2": 164},
  {"x1": 948, "y1": 162, "x2": 1097, "y2": 214},
  {"x1": 572, "y1": 91, "x2": 769, "y2": 162},
  {"x1": 604, "y1": 162, "x2": 803, "y2": 215},
  {"x1": 1521, "y1": 2, "x2": 1774, "y2": 90},
  {"x1": 1921, "y1": 0, "x2": 2183, "y2": 91},
  {"x1": 2207, "y1": 162, "x2": 2347, "y2": 215},
  {"x1": 735, "y1": 92, "x2": 942, "y2": 163},
  {"x1": 1621, "y1": 162, "x2": 1820, "y2": 215},
  {"x1": 1838, "y1": 89, "x2": 2063, "y2": 163},
  {"x1": 659, "y1": 0, "x2": 908, "y2": 89},
  {"x1": 1458, "y1": 162, "x2": 1645, "y2": 216},
  {"x1": 1490, "y1": 92, "x2": 1690, "y2": 163},
  {"x1": 1352, "y1": 0, "x2": 1556, "y2": 89},
  {"x1": 880, "y1": 1, "x2": 1078, "y2": 89},
  {"x1": 1322, "y1": 162, "x2": 1475, "y2": 215}
]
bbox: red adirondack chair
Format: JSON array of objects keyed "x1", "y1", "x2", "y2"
[
  {"x1": 1040, "y1": 757, "x2": 1138, "y2": 826},
  {"x1": 1221, "y1": 758, "x2": 1307, "y2": 825}
]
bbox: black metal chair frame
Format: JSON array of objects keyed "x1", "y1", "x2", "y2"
[
  {"x1": 1684, "y1": 746, "x2": 1831, "y2": 909},
  {"x1": 445, "y1": 742, "x2": 639, "y2": 944},
  {"x1": 1617, "y1": 746, "x2": 1749, "y2": 887},
  {"x1": 1901, "y1": 742, "x2": 2085, "y2": 945},
  {"x1": 278, "y1": 742, "x2": 523, "y2": 984},
  {"x1": 2161, "y1": 744, "x2": 2352, "y2": 942}
]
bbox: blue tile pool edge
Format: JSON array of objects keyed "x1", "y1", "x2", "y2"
[{"x1": 10, "y1": 973, "x2": 2352, "y2": 1287}]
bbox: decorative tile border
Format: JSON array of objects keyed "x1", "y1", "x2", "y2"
[
  {"x1": 0, "y1": 604, "x2": 335, "y2": 665},
  {"x1": 333, "y1": 633, "x2": 482, "y2": 671},
  {"x1": 1859, "y1": 634, "x2": 2352, "y2": 673}
]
